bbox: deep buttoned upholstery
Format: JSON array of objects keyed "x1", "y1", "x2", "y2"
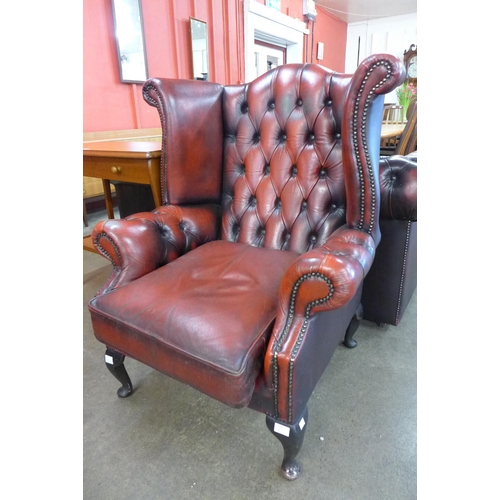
[{"x1": 221, "y1": 65, "x2": 349, "y2": 253}]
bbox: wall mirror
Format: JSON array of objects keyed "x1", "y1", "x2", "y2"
[
  {"x1": 111, "y1": 0, "x2": 149, "y2": 83},
  {"x1": 189, "y1": 17, "x2": 209, "y2": 80}
]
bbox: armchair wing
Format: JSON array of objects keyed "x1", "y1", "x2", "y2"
[
  {"x1": 92, "y1": 78, "x2": 226, "y2": 294},
  {"x1": 142, "y1": 78, "x2": 224, "y2": 206},
  {"x1": 259, "y1": 54, "x2": 406, "y2": 423}
]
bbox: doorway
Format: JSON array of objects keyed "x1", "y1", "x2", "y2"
[{"x1": 253, "y1": 40, "x2": 286, "y2": 79}]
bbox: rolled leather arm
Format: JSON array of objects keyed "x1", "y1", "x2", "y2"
[
  {"x1": 92, "y1": 204, "x2": 220, "y2": 295},
  {"x1": 263, "y1": 225, "x2": 376, "y2": 416},
  {"x1": 379, "y1": 153, "x2": 417, "y2": 221},
  {"x1": 275, "y1": 226, "x2": 375, "y2": 320}
]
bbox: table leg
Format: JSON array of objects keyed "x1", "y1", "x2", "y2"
[
  {"x1": 102, "y1": 179, "x2": 115, "y2": 219},
  {"x1": 147, "y1": 162, "x2": 162, "y2": 208},
  {"x1": 149, "y1": 179, "x2": 162, "y2": 208},
  {"x1": 83, "y1": 199, "x2": 89, "y2": 227}
]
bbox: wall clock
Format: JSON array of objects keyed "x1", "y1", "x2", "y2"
[{"x1": 403, "y1": 44, "x2": 417, "y2": 85}]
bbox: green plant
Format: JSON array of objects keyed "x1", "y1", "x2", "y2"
[{"x1": 396, "y1": 81, "x2": 417, "y2": 116}]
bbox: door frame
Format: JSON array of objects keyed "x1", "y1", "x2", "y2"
[
  {"x1": 243, "y1": 0, "x2": 308, "y2": 82},
  {"x1": 253, "y1": 39, "x2": 287, "y2": 78}
]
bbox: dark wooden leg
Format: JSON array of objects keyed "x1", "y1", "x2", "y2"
[
  {"x1": 343, "y1": 303, "x2": 364, "y2": 348},
  {"x1": 83, "y1": 198, "x2": 89, "y2": 227},
  {"x1": 104, "y1": 348, "x2": 133, "y2": 398},
  {"x1": 266, "y1": 406, "x2": 308, "y2": 480}
]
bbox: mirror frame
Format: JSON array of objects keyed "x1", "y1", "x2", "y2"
[
  {"x1": 111, "y1": 0, "x2": 149, "y2": 84},
  {"x1": 189, "y1": 17, "x2": 209, "y2": 81}
]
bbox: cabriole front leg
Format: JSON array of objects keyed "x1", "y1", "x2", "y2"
[
  {"x1": 104, "y1": 347, "x2": 133, "y2": 398},
  {"x1": 266, "y1": 406, "x2": 308, "y2": 480}
]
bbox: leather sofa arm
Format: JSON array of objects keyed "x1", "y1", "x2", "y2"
[
  {"x1": 92, "y1": 204, "x2": 220, "y2": 295},
  {"x1": 263, "y1": 226, "x2": 375, "y2": 420},
  {"x1": 379, "y1": 153, "x2": 417, "y2": 222}
]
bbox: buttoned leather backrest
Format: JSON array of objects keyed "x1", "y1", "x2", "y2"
[
  {"x1": 221, "y1": 64, "x2": 354, "y2": 253},
  {"x1": 144, "y1": 57, "x2": 404, "y2": 252}
]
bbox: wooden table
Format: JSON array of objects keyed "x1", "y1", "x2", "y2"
[
  {"x1": 381, "y1": 123, "x2": 406, "y2": 139},
  {"x1": 83, "y1": 141, "x2": 162, "y2": 252}
]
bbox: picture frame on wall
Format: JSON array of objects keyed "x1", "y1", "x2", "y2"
[{"x1": 111, "y1": 0, "x2": 149, "y2": 83}]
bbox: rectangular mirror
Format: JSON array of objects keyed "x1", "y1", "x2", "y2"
[
  {"x1": 190, "y1": 17, "x2": 209, "y2": 81},
  {"x1": 111, "y1": 0, "x2": 149, "y2": 83}
]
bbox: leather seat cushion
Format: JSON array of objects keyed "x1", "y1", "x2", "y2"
[{"x1": 89, "y1": 240, "x2": 299, "y2": 408}]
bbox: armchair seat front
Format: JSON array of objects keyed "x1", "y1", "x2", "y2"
[{"x1": 89, "y1": 240, "x2": 299, "y2": 408}]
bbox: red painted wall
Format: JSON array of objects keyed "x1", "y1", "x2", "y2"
[
  {"x1": 308, "y1": 5, "x2": 347, "y2": 71},
  {"x1": 83, "y1": 0, "x2": 346, "y2": 133}
]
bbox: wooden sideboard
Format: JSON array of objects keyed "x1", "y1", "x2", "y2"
[
  {"x1": 83, "y1": 128, "x2": 161, "y2": 202},
  {"x1": 83, "y1": 140, "x2": 162, "y2": 253}
]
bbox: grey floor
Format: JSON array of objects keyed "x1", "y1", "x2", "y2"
[{"x1": 83, "y1": 211, "x2": 417, "y2": 499}]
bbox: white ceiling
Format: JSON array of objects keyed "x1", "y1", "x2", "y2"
[{"x1": 315, "y1": 0, "x2": 417, "y2": 24}]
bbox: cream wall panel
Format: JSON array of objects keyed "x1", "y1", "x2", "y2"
[{"x1": 345, "y1": 13, "x2": 417, "y2": 104}]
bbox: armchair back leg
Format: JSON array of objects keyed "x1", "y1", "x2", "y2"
[{"x1": 343, "y1": 303, "x2": 364, "y2": 348}]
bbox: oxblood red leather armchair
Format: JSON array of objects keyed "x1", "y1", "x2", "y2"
[{"x1": 88, "y1": 55, "x2": 404, "y2": 480}]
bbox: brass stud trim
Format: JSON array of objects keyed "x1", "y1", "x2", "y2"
[{"x1": 271, "y1": 273, "x2": 334, "y2": 422}]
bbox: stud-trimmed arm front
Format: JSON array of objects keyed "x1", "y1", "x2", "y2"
[
  {"x1": 263, "y1": 225, "x2": 376, "y2": 422},
  {"x1": 92, "y1": 204, "x2": 220, "y2": 295}
]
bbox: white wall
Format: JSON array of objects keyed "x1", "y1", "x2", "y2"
[{"x1": 345, "y1": 13, "x2": 417, "y2": 104}]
